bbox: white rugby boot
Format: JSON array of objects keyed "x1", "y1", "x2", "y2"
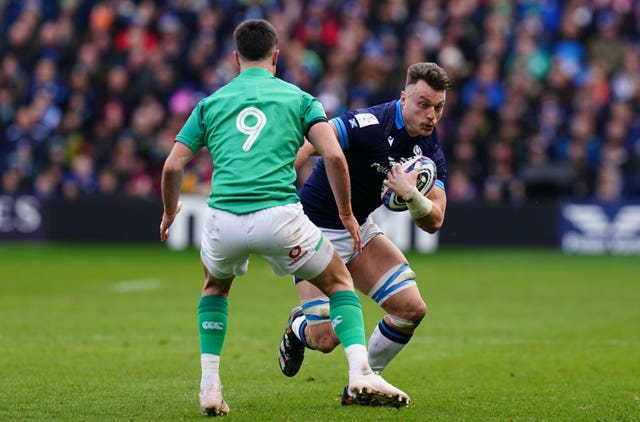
[
  {"x1": 348, "y1": 370, "x2": 411, "y2": 409},
  {"x1": 199, "y1": 384, "x2": 229, "y2": 416}
]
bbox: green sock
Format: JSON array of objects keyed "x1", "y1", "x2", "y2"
[
  {"x1": 198, "y1": 295, "x2": 228, "y2": 355},
  {"x1": 329, "y1": 290, "x2": 366, "y2": 348}
]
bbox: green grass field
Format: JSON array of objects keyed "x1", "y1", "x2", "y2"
[{"x1": 1, "y1": 243, "x2": 638, "y2": 421}]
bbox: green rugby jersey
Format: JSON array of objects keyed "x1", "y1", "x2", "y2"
[{"x1": 176, "y1": 68, "x2": 328, "y2": 214}]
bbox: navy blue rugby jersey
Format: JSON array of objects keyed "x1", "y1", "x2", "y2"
[{"x1": 300, "y1": 100, "x2": 447, "y2": 229}]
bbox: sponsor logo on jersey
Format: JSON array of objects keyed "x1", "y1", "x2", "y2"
[
  {"x1": 371, "y1": 162, "x2": 389, "y2": 175},
  {"x1": 288, "y1": 245, "x2": 308, "y2": 268},
  {"x1": 354, "y1": 113, "x2": 379, "y2": 128},
  {"x1": 413, "y1": 145, "x2": 423, "y2": 156},
  {"x1": 561, "y1": 203, "x2": 640, "y2": 254},
  {"x1": 387, "y1": 136, "x2": 394, "y2": 146},
  {"x1": 349, "y1": 118, "x2": 357, "y2": 128},
  {"x1": 289, "y1": 246, "x2": 302, "y2": 258},
  {"x1": 202, "y1": 321, "x2": 224, "y2": 330},
  {"x1": 370, "y1": 156, "x2": 414, "y2": 176}
]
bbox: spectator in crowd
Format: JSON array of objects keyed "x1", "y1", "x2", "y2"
[{"x1": 0, "y1": 0, "x2": 639, "y2": 203}]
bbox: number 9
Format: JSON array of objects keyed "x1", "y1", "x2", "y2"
[{"x1": 236, "y1": 107, "x2": 267, "y2": 152}]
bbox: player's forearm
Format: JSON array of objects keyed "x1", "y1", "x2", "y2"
[
  {"x1": 161, "y1": 143, "x2": 194, "y2": 215},
  {"x1": 411, "y1": 187, "x2": 446, "y2": 234},
  {"x1": 413, "y1": 203, "x2": 444, "y2": 233},
  {"x1": 161, "y1": 167, "x2": 183, "y2": 215}
]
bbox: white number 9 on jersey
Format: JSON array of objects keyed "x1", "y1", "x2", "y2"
[{"x1": 236, "y1": 107, "x2": 267, "y2": 152}]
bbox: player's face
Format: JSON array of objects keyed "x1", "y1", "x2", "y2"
[{"x1": 400, "y1": 80, "x2": 446, "y2": 137}]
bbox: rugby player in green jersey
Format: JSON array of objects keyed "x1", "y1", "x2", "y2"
[{"x1": 159, "y1": 19, "x2": 409, "y2": 416}]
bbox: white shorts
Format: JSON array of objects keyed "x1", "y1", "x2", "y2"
[
  {"x1": 320, "y1": 217, "x2": 382, "y2": 264},
  {"x1": 200, "y1": 203, "x2": 335, "y2": 280}
]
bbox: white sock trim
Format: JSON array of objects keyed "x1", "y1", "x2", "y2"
[
  {"x1": 200, "y1": 353, "x2": 221, "y2": 389},
  {"x1": 344, "y1": 344, "x2": 371, "y2": 375}
]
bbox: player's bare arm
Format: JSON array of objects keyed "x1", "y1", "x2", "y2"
[
  {"x1": 294, "y1": 118, "x2": 341, "y2": 171},
  {"x1": 294, "y1": 139, "x2": 318, "y2": 171},
  {"x1": 416, "y1": 186, "x2": 446, "y2": 233},
  {"x1": 306, "y1": 121, "x2": 362, "y2": 252},
  {"x1": 160, "y1": 142, "x2": 195, "y2": 242}
]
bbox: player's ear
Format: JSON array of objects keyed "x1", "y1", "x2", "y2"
[
  {"x1": 234, "y1": 51, "x2": 241, "y2": 67},
  {"x1": 272, "y1": 49, "x2": 280, "y2": 66}
]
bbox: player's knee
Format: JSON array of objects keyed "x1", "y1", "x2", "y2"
[
  {"x1": 406, "y1": 298, "x2": 427, "y2": 323},
  {"x1": 386, "y1": 298, "x2": 427, "y2": 330}
]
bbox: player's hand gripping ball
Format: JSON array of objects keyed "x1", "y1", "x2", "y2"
[{"x1": 381, "y1": 155, "x2": 437, "y2": 211}]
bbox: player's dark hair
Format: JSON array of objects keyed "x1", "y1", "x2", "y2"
[
  {"x1": 405, "y1": 62, "x2": 451, "y2": 91},
  {"x1": 234, "y1": 19, "x2": 279, "y2": 61}
]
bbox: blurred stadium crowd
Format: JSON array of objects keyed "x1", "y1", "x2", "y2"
[{"x1": 1, "y1": 0, "x2": 639, "y2": 204}]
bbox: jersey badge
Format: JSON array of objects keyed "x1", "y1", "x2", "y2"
[
  {"x1": 413, "y1": 145, "x2": 423, "y2": 156},
  {"x1": 354, "y1": 113, "x2": 379, "y2": 128},
  {"x1": 387, "y1": 136, "x2": 394, "y2": 146}
]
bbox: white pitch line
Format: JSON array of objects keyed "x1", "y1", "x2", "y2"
[{"x1": 110, "y1": 279, "x2": 163, "y2": 292}]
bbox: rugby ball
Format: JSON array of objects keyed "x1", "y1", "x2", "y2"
[{"x1": 381, "y1": 156, "x2": 437, "y2": 212}]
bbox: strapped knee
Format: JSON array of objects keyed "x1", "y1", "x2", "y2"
[
  {"x1": 301, "y1": 297, "x2": 330, "y2": 325},
  {"x1": 368, "y1": 263, "x2": 416, "y2": 305},
  {"x1": 387, "y1": 314, "x2": 421, "y2": 329}
]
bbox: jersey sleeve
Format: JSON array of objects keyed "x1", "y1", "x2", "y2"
[
  {"x1": 329, "y1": 111, "x2": 361, "y2": 151},
  {"x1": 175, "y1": 101, "x2": 206, "y2": 153},
  {"x1": 301, "y1": 93, "x2": 328, "y2": 137},
  {"x1": 430, "y1": 136, "x2": 448, "y2": 191},
  {"x1": 330, "y1": 108, "x2": 382, "y2": 151}
]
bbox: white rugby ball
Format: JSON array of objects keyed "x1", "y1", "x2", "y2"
[{"x1": 381, "y1": 155, "x2": 437, "y2": 212}]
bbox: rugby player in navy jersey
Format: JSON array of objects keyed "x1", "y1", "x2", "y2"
[{"x1": 278, "y1": 62, "x2": 450, "y2": 405}]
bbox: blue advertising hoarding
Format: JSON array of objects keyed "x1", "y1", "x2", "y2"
[
  {"x1": 561, "y1": 202, "x2": 640, "y2": 254},
  {"x1": 0, "y1": 195, "x2": 46, "y2": 240}
]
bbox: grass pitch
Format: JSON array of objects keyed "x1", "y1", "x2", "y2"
[{"x1": 0, "y1": 243, "x2": 639, "y2": 421}]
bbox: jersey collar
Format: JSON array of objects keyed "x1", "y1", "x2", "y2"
[
  {"x1": 239, "y1": 67, "x2": 273, "y2": 78},
  {"x1": 394, "y1": 100, "x2": 405, "y2": 129}
]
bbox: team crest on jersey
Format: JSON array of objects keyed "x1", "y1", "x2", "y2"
[
  {"x1": 413, "y1": 145, "x2": 423, "y2": 156},
  {"x1": 354, "y1": 113, "x2": 379, "y2": 128}
]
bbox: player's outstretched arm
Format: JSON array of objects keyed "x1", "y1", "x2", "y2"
[{"x1": 160, "y1": 142, "x2": 195, "y2": 242}]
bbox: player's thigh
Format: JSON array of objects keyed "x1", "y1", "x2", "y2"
[
  {"x1": 201, "y1": 207, "x2": 250, "y2": 279},
  {"x1": 253, "y1": 203, "x2": 334, "y2": 280},
  {"x1": 348, "y1": 233, "x2": 407, "y2": 291},
  {"x1": 321, "y1": 216, "x2": 384, "y2": 264}
]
